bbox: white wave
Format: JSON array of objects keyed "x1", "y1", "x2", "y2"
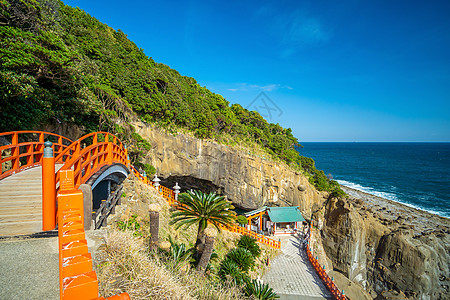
[
  {"x1": 338, "y1": 179, "x2": 449, "y2": 218},
  {"x1": 337, "y1": 180, "x2": 399, "y2": 201}
]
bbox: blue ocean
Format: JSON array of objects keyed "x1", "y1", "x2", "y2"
[{"x1": 298, "y1": 143, "x2": 450, "y2": 218}]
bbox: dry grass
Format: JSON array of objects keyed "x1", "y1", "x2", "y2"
[
  {"x1": 97, "y1": 176, "x2": 278, "y2": 299},
  {"x1": 95, "y1": 229, "x2": 245, "y2": 299}
]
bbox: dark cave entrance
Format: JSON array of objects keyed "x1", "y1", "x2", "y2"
[
  {"x1": 159, "y1": 175, "x2": 222, "y2": 195},
  {"x1": 159, "y1": 175, "x2": 251, "y2": 213}
]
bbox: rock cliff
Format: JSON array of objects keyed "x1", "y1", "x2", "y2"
[
  {"x1": 135, "y1": 122, "x2": 327, "y2": 216},
  {"x1": 319, "y1": 187, "x2": 449, "y2": 299}
]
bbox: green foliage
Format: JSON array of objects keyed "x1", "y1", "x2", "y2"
[
  {"x1": 237, "y1": 235, "x2": 261, "y2": 258},
  {"x1": 243, "y1": 278, "x2": 279, "y2": 299},
  {"x1": 224, "y1": 248, "x2": 255, "y2": 273},
  {"x1": 170, "y1": 190, "x2": 236, "y2": 233},
  {"x1": 162, "y1": 236, "x2": 194, "y2": 267},
  {"x1": 1, "y1": 0, "x2": 345, "y2": 197},
  {"x1": 133, "y1": 162, "x2": 156, "y2": 177},
  {"x1": 300, "y1": 155, "x2": 346, "y2": 198},
  {"x1": 131, "y1": 132, "x2": 151, "y2": 151},
  {"x1": 117, "y1": 215, "x2": 142, "y2": 237},
  {"x1": 218, "y1": 259, "x2": 249, "y2": 286},
  {"x1": 236, "y1": 215, "x2": 248, "y2": 226}
]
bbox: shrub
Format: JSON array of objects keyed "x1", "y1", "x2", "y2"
[
  {"x1": 237, "y1": 235, "x2": 261, "y2": 257},
  {"x1": 162, "y1": 236, "x2": 194, "y2": 268},
  {"x1": 218, "y1": 259, "x2": 249, "y2": 286},
  {"x1": 117, "y1": 214, "x2": 142, "y2": 237},
  {"x1": 236, "y1": 215, "x2": 248, "y2": 226},
  {"x1": 225, "y1": 247, "x2": 255, "y2": 273},
  {"x1": 244, "y1": 278, "x2": 279, "y2": 299}
]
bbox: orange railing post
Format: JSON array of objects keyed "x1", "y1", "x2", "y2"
[{"x1": 42, "y1": 141, "x2": 56, "y2": 231}]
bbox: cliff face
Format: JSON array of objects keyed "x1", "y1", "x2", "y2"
[
  {"x1": 320, "y1": 187, "x2": 450, "y2": 299},
  {"x1": 135, "y1": 122, "x2": 327, "y2": 214}
]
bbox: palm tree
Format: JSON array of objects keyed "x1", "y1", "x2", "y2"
[
  {"x1": 170, "y1": 190, "x2": 236, "y2": 260},
  {"x1": 196, "y1": 227, "x2": 217, "y2": 273}
]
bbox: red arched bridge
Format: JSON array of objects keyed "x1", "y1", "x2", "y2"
[{"x1": 0, "y1": 131, "x2": 346, "y2": 300}]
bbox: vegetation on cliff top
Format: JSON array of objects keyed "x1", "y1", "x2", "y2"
[{"x1": 0, "y1": 0, "x2": 344, "y2": 197}]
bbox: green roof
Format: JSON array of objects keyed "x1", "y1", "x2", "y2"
[{"x1": 267, "y1": 207, "x2": 305, "y2": 223}]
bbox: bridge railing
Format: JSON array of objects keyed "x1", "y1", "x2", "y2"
[
  {"x1": 307, "y1": 223, "x2": 348, "y2": 300},
  {"x1": 0, "y1": 131, "x2": 72, "y2": 180},
  {"x1": 55, "y1": 132, "x2": 128, "y2": 191}
]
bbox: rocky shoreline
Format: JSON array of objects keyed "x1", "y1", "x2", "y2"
[
  {"x1": 317, "y1": 184, "x2": 450, "y2": 299},
  {"x1": 341, "y1": 185, "x2": 449, "y2": 233}
]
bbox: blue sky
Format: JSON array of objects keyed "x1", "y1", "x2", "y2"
[{"x1": 64, "y1": 0, "x2": 450, "y2": 142}]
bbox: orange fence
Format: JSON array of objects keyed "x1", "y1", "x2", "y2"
[
  {"x1": 307, "y1": 224, "x2": 347, "y2": 299},
  {"x1": 219, "y1": 223, "x2": 281, "y2": 249},
  {"x1": 55, "y1": 132, "x2": 128, "y2": 192},
  {"x1": 0, "y1": 131, "x2": 72, "y2": 180},
  {"x1": 130, "y1": 165, "x2": 281, "y2": 249},
  {"x1": 57, "y1": 169, "x2": 130, "y2": 300}
]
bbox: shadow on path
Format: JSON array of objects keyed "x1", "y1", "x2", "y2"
[{"x1": 262, "y1": 235, "x2": 333, "y2": 299}]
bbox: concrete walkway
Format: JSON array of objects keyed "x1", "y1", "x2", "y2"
[
  {"x1": 263, "y1": 235, "x2": 333, "y2": 300},
  {"x1": 0, "y1": 236, "x2": 59, "y2": 300}
]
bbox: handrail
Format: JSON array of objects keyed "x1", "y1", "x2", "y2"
[
  {"x1": 0, "y1": 131, "x2": 73, "y2": 180},
  {"x1": 306, "y1": 223, "x2": 348, "y2": 299},
  {"x1": 55, "y1": 131, "x2": 123, "y2": 162},
  {"x1": 55, "y1": 132, "x2": 128, "y2": 191},
  {"x1": 130, "y1": 165, "x2": 281, "y2": 249}
]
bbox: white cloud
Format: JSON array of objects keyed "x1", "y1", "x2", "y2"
[
  {"x1": 270, "y1": 10, "x2": 330, "y2": 58},
  {"x1": 227, "y1": 83, "x2": 293, "y2": 92}
]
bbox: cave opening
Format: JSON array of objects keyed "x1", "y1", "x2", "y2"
[{"x1": 159, "y1": 175, "x2": 251, "y2": 213}]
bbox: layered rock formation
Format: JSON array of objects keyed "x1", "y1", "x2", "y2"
[
  {"x1": 319, "y1": 187, "x2": 449, "y2": 299},
  {"x1": 135, "y1": 121, "x2": 327, "y2": 215}
]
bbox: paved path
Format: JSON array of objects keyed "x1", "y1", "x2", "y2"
[
  {"x1": 0, "y1": 237, "x2": 59, "y2": 300},
  {"x1": 263, "y1": 235, "x2": 333, "y2": 300}
]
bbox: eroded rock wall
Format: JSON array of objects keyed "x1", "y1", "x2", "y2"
[
  {"x1": 319, "y1": 188, "x2": 450, "y2": 299},
  {"x1": 135, "y1": 122, "x2": 327, "y2": 215}
]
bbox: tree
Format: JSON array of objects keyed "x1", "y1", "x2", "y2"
[
  {"x1": 170, "y1": 190, "x2": 236, "y2": 261},
  {"x1": 148, "y1": 203, "x2": 161, "y2": 251},
  {"x1": 196, "y1": 227, "x2": 217, "y2": 273},
  {"x1": 236, "y1": 215, "x2": 248, "y2": 227}
]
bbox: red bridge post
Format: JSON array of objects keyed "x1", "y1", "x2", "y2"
[{"x1": 42, "y1": 141, "x2": 56, "y2": 231}]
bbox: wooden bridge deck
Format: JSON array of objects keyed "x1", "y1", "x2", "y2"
[{"x1": 0, "y1": 167, "x2": 44, "y2": 236}]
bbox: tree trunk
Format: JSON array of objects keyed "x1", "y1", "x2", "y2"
[
  {"x1": 194, "y1": 224, "x2": 206, "y2": 261},
  {"x1": 196, "y1": 228, "x2": 216, "y2": 273},
  {"x1": 149, "y1": 210, "x2": 160, "y2": 251}
]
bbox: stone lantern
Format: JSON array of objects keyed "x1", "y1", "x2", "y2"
[
  {"x1": 173, "y1": 182, "x2": 180, "y2": 200},
  {"x1": 153, "y1": 174, "x2": 161, "y2": 188}
]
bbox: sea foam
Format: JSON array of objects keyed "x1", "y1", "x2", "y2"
[{"x1": 337, "y1": 179, "x2": 447, "y2": 217}]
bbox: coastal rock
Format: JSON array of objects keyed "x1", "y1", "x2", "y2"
[
  {"x1": 135, "y1": 122, "x2": 326, "y2": 215},
  {"x1": 322, "y1": 187, "x2": 450, "y2": 299}
]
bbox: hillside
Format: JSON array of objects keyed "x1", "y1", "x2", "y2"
[
  {"x1": 95, "y1": 175, "x2": 278, "y2": 299},
  {"x1": 0, "y1": 0, "x2": 342, "y2": 196}
]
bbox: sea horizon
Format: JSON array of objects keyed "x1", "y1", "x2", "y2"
[{"x1": 298, "y1": 142, "x2": 450, "y2": 218}]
